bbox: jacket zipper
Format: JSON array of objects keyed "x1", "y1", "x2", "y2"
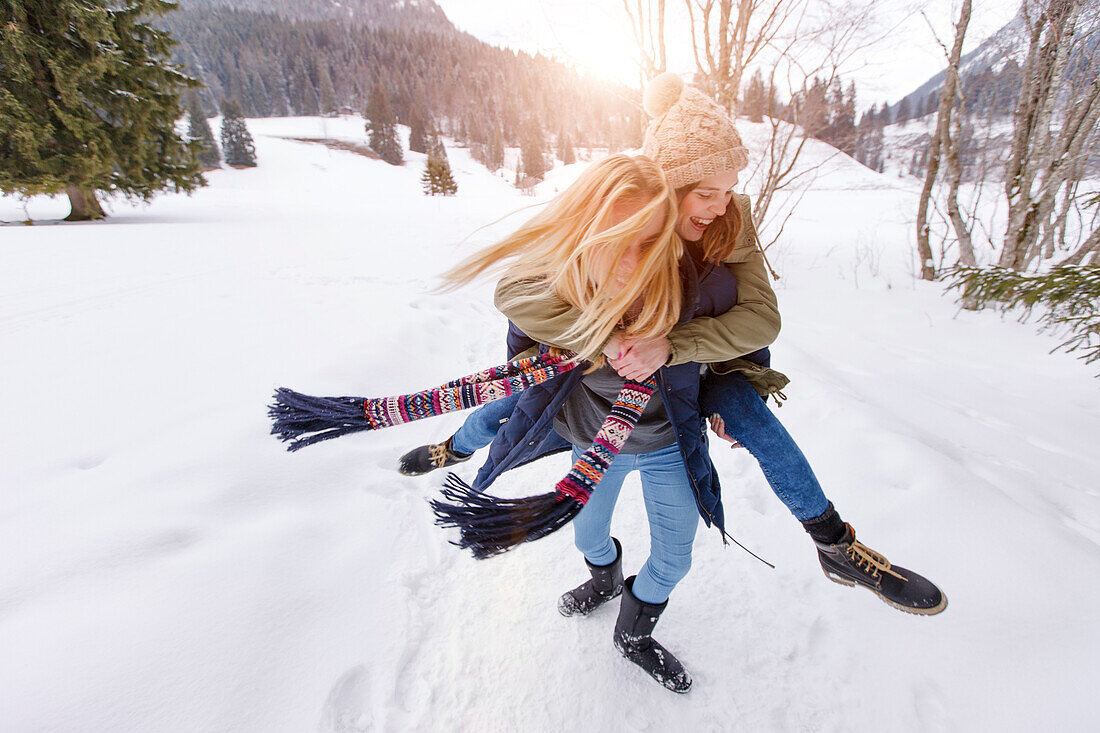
[
  {"x1": 657, "y1": 370, "x2": 717, "y2": 529},
  {"x1": 659, "y1": 369, "x2": 775, "y2": 569}
]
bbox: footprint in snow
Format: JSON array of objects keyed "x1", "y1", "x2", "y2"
[
  {"x1": 74, "y1": 455, "x2": 105, "y2": 470},
  {"x1": 318, "y1": 664, "x2": 373, "y2": 733},
  {"x1": 804, "y1": 615, "x2": 829, "y2": 656},
  {"x1": 913, "y1": 678, "x2": 950, "y2": 730},
  {"x1": 1024, "y1": 434, "x2": 1072, "y2": 457}
]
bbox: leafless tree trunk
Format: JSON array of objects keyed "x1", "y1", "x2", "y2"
[
  {"x1": 999, "y1": 0, "x2": 1095, "y2": 271},
  {"x1": 683, "y1": 0, "x2": 797, "y2": 113},
  {"x1": 64, "y1": 186, "x2": 105, "y2": 221},
  {"x1": 943, "y1": 111, "x2": 976, "y2": 266},
  {"x1": 915, "y1": 0, "x2": 972, "y2": 281},
  {"x1": 1060, "y1": 225, "x2": 1100, "y2": 265},
  {"x1": 1060, "y1": 189, "x2": 1100, "y2": 264},
  {"x1": 622, "y1": 0, "x2": 667, "y2": 81},
  {"x1": 940, "y1": 1, "x2": 976, "y2": 267}
]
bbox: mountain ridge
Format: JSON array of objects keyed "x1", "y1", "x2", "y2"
[
  {"x1": 179, "y1": 0, "x2": 456, "y2": 35},
  {"x1": 892, "y1": 7, "x2": 1099, "y2": 119}
]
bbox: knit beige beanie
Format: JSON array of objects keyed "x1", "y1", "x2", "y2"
[{"x1": 642, "y1": 73, "x2": 749, "y2": 189}]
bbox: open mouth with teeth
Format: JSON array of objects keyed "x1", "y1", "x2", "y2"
[{"x1": 689, "y1": 216, "x2": 713, "y2": 229}]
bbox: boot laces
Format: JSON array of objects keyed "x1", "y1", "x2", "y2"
[
  {"x1": 846, "y1": 540, "x2": 907, "y2": 581},
  {"x1": 428, "y1": 441, "x2": 451, "y2": 469}
]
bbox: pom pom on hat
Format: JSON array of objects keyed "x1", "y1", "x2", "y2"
[
  {"x1": 642, "y1": 75, "x2": 750, "y2": 189},
  {"x1": 643, "y1": 72, "x2": 685, "y2": 118}
]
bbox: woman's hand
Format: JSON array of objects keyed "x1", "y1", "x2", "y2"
[
  {"x1": 603, "y1": 332, "x2": 626, "y2": 361},
  {"x1": 609, "y1": 334, "x2": 671, "y2": 381},
  {"x1": 707, "y1": 414, "x2": 742, "y2": 448}
]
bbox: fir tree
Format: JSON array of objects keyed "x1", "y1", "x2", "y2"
[
  {"x1": 558, "y1": 130, "x2": 576, "y2": 165},
  {"x1": 421, "y1": 154, "x2": 458, "y2": 196},
  {"x1": 835, "y1": 80, "x2": 857, "y2": 155},
  {"x1": 186, "y1": 93, "x2": 221, "y2": 168},
  {"x1": 220, "y1": 99, "x2": 257, "y2": 167},
  {"x1": 262, "y1": 63, "x2": 290, "y2": 117},
  {"x1": 289, "y1": 58, "x2": 319, "y2": 116},
  {"x1": 365, "y1": 84, "x2": 403, "y2": 165},
  {"x1": 520, "y1": 120, "x2": 548, "y2": 180},
  {"x1": 854, "y1": 104, "x2": 884, "y2": 172},
  {"x1": 908, "y1": 147, "x2": 923, "y2": 176},
  {"x1": 0, "y1": 0, "x2": 204, "y2": 220},
  {"x1": 486, "y1": 125, "x2": 505, "y2": 172},
  {"x1": 408, "y1": 110, "x2": 430, "y2": 154},
  {"x1": 801, "y1": 77, "x2": 829, "y2": 139},
  {"x1": 429, "y1": 129, "x2": 447, "y2": 159},
  {"x1": 472, "y1": 124, "x2": 505, "y2": 172},
  {"x1": 895, "y1": 97, "x2": 911, "y2": 127},
  {"x1": 317, "y1": 62, "x2": 338, "y2": 117},
  {"x1": 742, "y1": 70, "x2": 766, "y2": 123},
  {"x1": 924, "y1": 92, "x2": 939, "y2": 117}
]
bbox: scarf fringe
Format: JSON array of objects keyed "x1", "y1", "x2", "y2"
[
  {"x1": 268, "y1": 388, "x2": 373, "y2": 451},
  {"x1": 430, "y1": 473, "x2": 583, "y2": 559}
]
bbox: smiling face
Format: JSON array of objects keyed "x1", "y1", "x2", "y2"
[{"x1": 675, "y1": 170, "x2": 740, "y2": 241}]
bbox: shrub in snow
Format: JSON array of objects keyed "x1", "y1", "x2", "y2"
[
  {"x1": 220, "y1": 99, "x2": 257, "y2": 168},
  {"x1": 422, "y1": 155, "x2": 458, "y2": 196},
  {"x1": 186, "y1": 93, "x2": 221, "y2": 168},
  {"x1": 365, "y1": 84, "x2": 403, "y2": 166}
]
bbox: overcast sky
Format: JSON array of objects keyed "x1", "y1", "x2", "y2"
[{"x1": 433, "y1": 0, "x2": 1021, "y2": 108}]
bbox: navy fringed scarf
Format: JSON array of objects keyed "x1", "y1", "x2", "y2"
[
  {"x1": 269, "y1": 352, "x2": 657, "y2": 558},
  {"x1": 269, "y1": 351, "x2": 578, "y2": 451}
]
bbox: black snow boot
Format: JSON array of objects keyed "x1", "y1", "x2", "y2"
[
  {"x1": 613, "y1": 576, "x2": 692, "y2": 694},
  {"x1": 397, "y1": 436, "x2": 471, "y2": 476},
  {"x1": 815, "y1": 524, "x2": 947, "y2": 616},
  {"x1": 558, "y1": 538, "x2": 624, "y2": 617}
]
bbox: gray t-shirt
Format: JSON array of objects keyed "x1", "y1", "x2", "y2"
[{"x1": 553, "y1": 364, "x2": 675, "y2": 453}]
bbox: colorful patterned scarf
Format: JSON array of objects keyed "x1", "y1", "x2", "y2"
[
  {"x1": 269, "y1": 352, "x2": 658, "y2": 558},
  {"x1": 269, "y1": 351, "x2": 579, "y2": 451},
  {"x1": 433, "y1": 374, "x2": 657, "y2": 558}
]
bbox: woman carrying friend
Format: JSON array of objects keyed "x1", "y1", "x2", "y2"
[
  {"x1": 409, "y1": 74, "x2": 946, "y2": 637},
  {"x1": 439, "y1": 151, "x2": 738, "y2": 692}
]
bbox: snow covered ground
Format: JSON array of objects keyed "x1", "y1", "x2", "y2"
[{"x1": 2, "y1": 116, "x2": 1097, "y2": 732}]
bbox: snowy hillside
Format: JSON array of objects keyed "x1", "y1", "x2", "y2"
[{"x1": 2, "y1": 117, "x2": 1098, "y2": 732}]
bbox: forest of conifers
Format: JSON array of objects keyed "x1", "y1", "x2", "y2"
[{"x1": 162, "y1": 7, "x2": 645, "y2": 154}]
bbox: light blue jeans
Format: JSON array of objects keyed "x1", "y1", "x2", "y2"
[
  {"x1": 449, "y1": 392, "x2": 521, "y2": 456},
  {"x1": 571, "y1": 443, "x2": 699, "y2": 605}
]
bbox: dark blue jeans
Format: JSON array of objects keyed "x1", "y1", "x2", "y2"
[
  {"x1": 446, "y1": 372, "x2": 831, "y2": 522},
  {"x1": 699, "y1": 371, "x2": 830, "y2": 521}
]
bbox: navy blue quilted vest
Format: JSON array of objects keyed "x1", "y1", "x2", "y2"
[{"x1": 476, "y1": 255, "x2": 769, "y2": 533}]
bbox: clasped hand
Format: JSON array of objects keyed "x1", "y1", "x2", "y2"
[{"x1": 603, "y1": 332, "x2": 671, "y2": 382}]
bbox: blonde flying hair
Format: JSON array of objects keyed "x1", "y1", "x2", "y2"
[{"x1": 442, "y1": 154, "x2": 683, "y2": 361}]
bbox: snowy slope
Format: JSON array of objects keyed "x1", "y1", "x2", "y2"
[{"x1": 2, "y1": 117, "x2": 1098, "y2": 732}]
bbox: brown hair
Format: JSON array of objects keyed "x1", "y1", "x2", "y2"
[{"x1": 675, "y1": 185, "x2": 743, "y2": 263}]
